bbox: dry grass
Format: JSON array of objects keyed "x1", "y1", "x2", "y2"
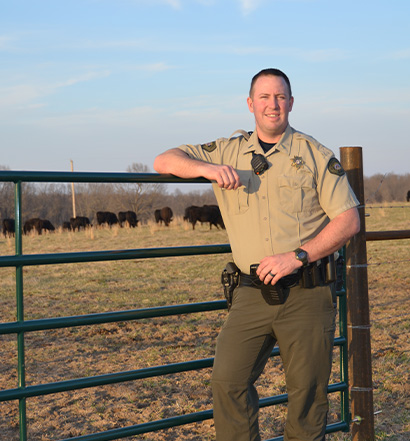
[{"x1": 0, "y1": 205, "x2": 409, "y2": 441}]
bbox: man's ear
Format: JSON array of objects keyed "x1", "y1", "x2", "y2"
[
  {"x1": 289, "y1": 96, "x2": 294, "y2": 112},
  {"x1": 247, "y1": 96, "x2": 254, "y2": 113}
]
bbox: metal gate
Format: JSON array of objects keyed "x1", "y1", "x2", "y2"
[{"x1": 0, "y1": 170, "x2": 350, "y2": 441}]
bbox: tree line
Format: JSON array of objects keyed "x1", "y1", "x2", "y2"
[
  {"x1": 0, "y1": 163, "x2": 218, "y2": 227},
  {"x1": 363, "y1": 173, "x2": 410, "y2": 203},
  {"x1": 0, "y1": 164, "x2": 409, "y2": 228}
]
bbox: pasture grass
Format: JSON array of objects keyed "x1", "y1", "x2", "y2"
[{"x1": 0, "y1": 204, "x2": 409, "y2": 440}]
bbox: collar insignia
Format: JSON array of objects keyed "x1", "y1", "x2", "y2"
[{"x1": 291, "y1": 156, "x2": 304, "y2": 169}]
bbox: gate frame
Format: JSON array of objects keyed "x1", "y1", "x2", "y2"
[{"x1": 0, "y1": 169, "x2": 352, "y2": 441}]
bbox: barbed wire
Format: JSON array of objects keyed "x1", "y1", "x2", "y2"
[
  {"x1": 365, "y1": 205, "x2": 410, "y2": 209},
  {"x1": 355, "y1": 204, "x2": 410, "y2": 210},
  {"x1": 367, "y1": 258, "x2": 410, "y2": 266}
]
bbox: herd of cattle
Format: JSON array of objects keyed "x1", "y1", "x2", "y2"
[{"x1": 1, "y1": 205, "x2": 225, "y2": 237}]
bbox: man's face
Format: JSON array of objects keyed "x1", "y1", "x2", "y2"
[{"x1": 247, "y1": 75, "x2": 294, "y2": 143}]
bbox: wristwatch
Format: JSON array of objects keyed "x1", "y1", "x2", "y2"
[{"x1": 294, "y1": 248, "x2": 309, "y2": 267}]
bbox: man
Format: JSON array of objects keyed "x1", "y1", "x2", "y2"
[{"x1": 154, "y1": 68, "x2": 360, "y2": 441}]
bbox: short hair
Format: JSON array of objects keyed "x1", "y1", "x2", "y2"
[{"x1": 249, "y1": 68, "x2": 292, "y2": 98}]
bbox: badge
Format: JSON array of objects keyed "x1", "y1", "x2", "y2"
[
  {"x1": 328, "y1": 158, "x2": 345, "y2": 176},
  {"x1": 201, "y1": 141, "x2": 217, "y2": 152},
  {"x1": 291, "y1": 156, "x2": 305, "y2": 170}
]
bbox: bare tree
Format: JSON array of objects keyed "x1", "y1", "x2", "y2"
[
  {"x1": 115, "y1": 163, "x2": 165, "y2": 222},
  {"x1": 0, "y1": 165, "x2": 14, "y2": 220},
  {"x1": 364, "y1": 173, "x2": 410, "y2": 202}
]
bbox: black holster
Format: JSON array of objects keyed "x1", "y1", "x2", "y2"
[
  {"x1": 300, "y1": 254, "x2": 336, "y2": 288},
  {"x1": 221, "y1": 262, "x2": 240, "y2": 310},
  {"x1": 260, "y1": 282, "x2": 287, "y2": 305},
  {"x1": 335, "y1": 255, "x2": 345, "y2": 291},
  {"x1": 248, "y1": 265, "x2": 289, "y2": 305}
]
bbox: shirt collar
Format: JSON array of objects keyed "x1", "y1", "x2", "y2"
[{"x1": 243, "y1": 125, "x2": 294, "y2": 157}]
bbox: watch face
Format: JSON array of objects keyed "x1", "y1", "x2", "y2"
[
  {"x1": 298, "y1": 251, "x2": 307, "y2": 260},
  {"x1": 295, "y1": 248, "x2": 308, "y2": 265}
]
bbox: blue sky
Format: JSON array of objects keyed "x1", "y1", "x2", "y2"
[{"x1": 1, "y1": 0, "x2": 410, "y2": 180}]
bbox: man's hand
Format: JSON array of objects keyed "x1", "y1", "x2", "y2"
[
  {"x1": 204, "y1": 163, "x2": 242, "y2": 190},
  {"x1": 256, "y1": 252, "x2": 302, "y2": 286}
]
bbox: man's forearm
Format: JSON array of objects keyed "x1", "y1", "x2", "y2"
[
  {"x1": 154, "y1": 148, "x2": 242, "y2": 190},
  {"x1": 301, "y1": 207, "x2": 360, "y2": 263},
  {"x1": 154, "y1": 148, "x2": 206, "y2": 179}
]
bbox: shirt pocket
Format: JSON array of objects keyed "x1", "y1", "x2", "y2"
[
  {"x1": 222, "y1": 171, "x2": 251, "y2": 215},
  {"x1": 277, "y1": 173, "x2": 318, "y2": 213}
]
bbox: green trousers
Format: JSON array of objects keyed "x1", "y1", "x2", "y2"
[{"x1": 212, "y1": 283, "x2": 336, "y2": 441}]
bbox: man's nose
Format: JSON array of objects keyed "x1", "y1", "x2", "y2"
[{"x1": 268, "y1": 97, "x2": 279, "y2": 108}]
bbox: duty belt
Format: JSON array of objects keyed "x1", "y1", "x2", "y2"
[
  {"x1": 221, "y1": 255, "x2": 336, "y2": 308},
  {"x1": 240, "y1": 257, "x2": 335, "y2": 291},
  {"x1": 239, "y1": 271, "x2": 301, "y2": 289}
]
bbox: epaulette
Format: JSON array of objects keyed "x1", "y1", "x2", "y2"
[
  {"x1": 294, "y1": 130, "x2": 320, "y2": 145},
  {"x1": 229, "y1": 129, "x2": 252, "y2": 141},
  {"x1": 294, "y1": 130, "x2": 332, "y2": 159}
]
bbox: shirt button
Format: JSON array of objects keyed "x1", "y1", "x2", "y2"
[
  {"x1": 265, "y1": 238, "x2": 269, "y2": 241},
  {"x1": 262, "y1": 196, "x2": 266, "y2": 200},
  {"x1": 264, "y1": 217, "x2": 267, "y2": 221}
]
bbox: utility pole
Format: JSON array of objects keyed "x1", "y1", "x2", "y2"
[{"x1": 70, "y1": 160, "x2": 76, "y2": 219}]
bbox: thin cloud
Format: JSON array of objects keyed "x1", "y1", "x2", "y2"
[
  {"x1": 78, "y1": 38, "x2": 148, "y2": 50},
  {"x1": 130, "y1": 62, "x2": 175, "y2": 72},
  {"x1": 54, "y1": 71, "x2": 111, "y2": 88},
  {"x1": 29, "y1": 106, "x2": 159, "y2": 127},
  {"x1": 0, "y1": 71, "x2": 110, "y2": 110},
  {"x1": 130, "y1": 0, "x2": 182, "y2": 9},
  {"x1": 0, "y1": 35, "x2": 15, "y2": 50},
  {"x1": 238, "y1": 0, "x2": 319, "y2": 15},
  {"x1": 163, "y1": 0, "x2": 182, "y2": 8},
  {"x1": 239, "y1": 0, "x2": 264, "y2": 15},
  {"x1": 297, "y1": 48, "x2": 348, "y2": 62},
  {"x1": 388, "y1": 49, "x2": 410, "y2": 60}
]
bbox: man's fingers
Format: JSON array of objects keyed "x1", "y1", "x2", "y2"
[{"x1": 215, "y1": 166, "x2": 241, "y2": 189}]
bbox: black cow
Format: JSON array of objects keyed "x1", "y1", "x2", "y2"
[
  {"x1": 154, "y1": 206, "x2": 173, "y2": 226},
  {"x1": 96, "y1": 211, "x2": 119, "y2": 227},
  {"x1": 407, "y1": 190, "x2": 410, "y2": 202},
  {"x1": 70, "y1": 216, "x2": 91, "y2": 231},
  {"x1": 2, "y1": 218, "x2": 15, "y2": 237},
  {"x1": 184, "y1": 205, "x2": 225, "y2": 230},
  {"x1": 62, "y1": 221, "x2": 72, "y2": 231},
  {"x1": 118, "y1": 211, "x2": 138, "y2": 228},
  {"x1": 183, "y1": 205, "x2": 199, "y2": 222},
  {"x1": 24, "y1": 218, "x2": 55, "y2": 235}
]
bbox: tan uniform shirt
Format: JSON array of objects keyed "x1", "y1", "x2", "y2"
[{"x1": 178, "y1": 125, "x2": 359, "y2": 273}]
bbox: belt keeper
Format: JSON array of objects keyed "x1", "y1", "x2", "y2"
[
  {"x1": 312, "y1": 265, "x2": 322, "y2": 286},
  {"x1": 301, "y1": 266, "x2": 314, "y2": 288}
]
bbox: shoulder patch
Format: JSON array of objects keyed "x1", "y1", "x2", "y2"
[
  {"x1": 201, "y1": 141, "x2": 217, "y2": 152},
  {"x1": 327, "y1": 158, "x2": 345, "y2": 176}
]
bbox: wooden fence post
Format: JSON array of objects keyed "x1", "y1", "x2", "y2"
[{"x1": 340, "y1": 147, "x2": 375, "y2": 441}]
